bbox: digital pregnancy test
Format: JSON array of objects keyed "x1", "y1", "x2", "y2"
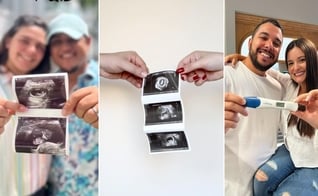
[{"x1": 244, "y1": 96, "x2": 306, "y2": 112}]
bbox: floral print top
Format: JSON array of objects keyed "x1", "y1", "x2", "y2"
[{"x1": 48, "y1": 60, "x2": 99, "y2": 196}]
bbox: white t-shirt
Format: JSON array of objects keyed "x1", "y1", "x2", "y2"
[
  {"x1": 225, "y1": 62, "x2": 283, "y2": 196},
  {"x1": 269, "y1": 69, "x2": 318, "y2": 168}
]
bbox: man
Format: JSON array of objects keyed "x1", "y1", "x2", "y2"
[
  {"x1": 224, "y1": 18, "x2": 284, "y2": 196},
  {"x1": 46, "y1": 13, "x2": 98, "y2": 195}
]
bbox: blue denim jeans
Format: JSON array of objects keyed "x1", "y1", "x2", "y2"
[{"x1": 253, "y1": 144, "x2": 318, "y2": 196}]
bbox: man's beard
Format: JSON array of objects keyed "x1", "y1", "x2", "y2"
[{"x1": 249, "y1": 49, "x2": 277, "y2": 72}]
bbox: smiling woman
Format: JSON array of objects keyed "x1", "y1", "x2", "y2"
[
  {"x1": 0, "y1": 15, "x2": 53, "y2": 196},
  {"x1": 0, "y1": 15, "x2": 49, "y2": 75}
]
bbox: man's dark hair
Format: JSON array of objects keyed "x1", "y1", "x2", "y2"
[{"x1": 251, "y1": 18, "x2": 283, "y2": 38}]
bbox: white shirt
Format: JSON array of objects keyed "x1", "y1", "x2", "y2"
[
  {"x1": 225, "y1": 62, "x2": 283, "y2": 196},
  {"x1": 269, "y1": 69, "x2": 318, "y2": 168}
]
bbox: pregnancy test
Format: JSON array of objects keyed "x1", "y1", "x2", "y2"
[{"x1": 244, "y1": 96, "x2": 306, "y2": 112}]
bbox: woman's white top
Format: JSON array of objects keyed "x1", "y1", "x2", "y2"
[{"x1": 269, "y1": 69, "x2": 318, "y2": 168}]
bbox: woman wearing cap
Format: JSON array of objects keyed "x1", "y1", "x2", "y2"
[{"x1": 0, "y1": 15, "x2": 52, "y2": 195}]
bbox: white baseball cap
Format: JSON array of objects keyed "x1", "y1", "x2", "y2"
[{"x1": 47, "y1": 13, "x2": 89, "y2": 41}]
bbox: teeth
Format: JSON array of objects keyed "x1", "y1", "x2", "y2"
[
  {"x1": 61, "y1": 53, "x2": 73, "y2": 59},
  {"x1": 259, "y1": 50, "x2": 273, "y2": 59},
  {"x1": 261, "y1": 52, "x2": 270, "y2": 58},
  {"x1": 294, "y1": 71, "x2": 305, "y2": 77},
  {"x1": 19, "y1": 54, "x2": 33, "y2": 62}
]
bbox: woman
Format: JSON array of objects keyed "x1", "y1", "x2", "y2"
[
  {"x1": 226, "y1": 38, "x2": 318, "y2": 195},
  {"x1": 253, "y1": 38, "x2": 318, "y2": 196},
  {"x1": 0, "y1": 15, "x2": 51, "y2": 196}
]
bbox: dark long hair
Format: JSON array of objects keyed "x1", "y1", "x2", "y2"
[
  {"x1": 0, "y1": 15, "x2": 50, "y2": 74},
  {"x1": 285, "y1": 38, "x2": 318, "y2": 138}
]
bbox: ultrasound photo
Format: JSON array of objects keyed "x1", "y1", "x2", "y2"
[
  {"x1": 144, "y1": 101, "x2": 183, "y2": 125},
  {"x1": 15, "y1": 117, "x2": 66, "y2": 155},
  {"x1": 143, "y1": 70, "x2": 179, "y2": 96},
  {"x1": 141, "y1": 70, "x2": 188, "y2": 154},
  {"x1": 147, "y1": 131, "x2": 189, "y2": 153},
  {"x1": 12, "y1": 73, "x2": 69, "y2": 155},
  {"x1": 14, "y1": 75, "x2": 67, "y2": 109}
]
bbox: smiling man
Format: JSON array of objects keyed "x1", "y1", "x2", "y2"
[
  {"x1": 46, "y1": 13, "x2": 98, "y2": 195},
  {"x1": 224, "y1": 18, "x2": 285, "y2": 196}
]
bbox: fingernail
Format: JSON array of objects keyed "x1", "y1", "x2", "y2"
[
  {"x1": 176, "y1": 68, "x2": 184, "y2": 73},
  {"x1": 61, "y1": 109, "x2": 67, "y2": 116},
  {"x1": 141, "y1": 72, "x2": 148, "y2": 78},
  {"x1": 202, "y1": 74, "x2": 207, "y2": 80},
  {"x1": 193, "y1": 75, "x2": 200, "y2": 81},
  {"x1": 137, "y1": 82, "x2": 142, "y2": 88},
  {"x1": 19, "y1": 105, "x2": 27, "y2": 112},
  {"x1": 62, "y1": 109, "x2": 71, "y2": 116}
]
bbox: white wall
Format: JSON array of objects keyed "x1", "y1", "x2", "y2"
[
  {"x1": 99, "y1": 0, "x2": 224, "y2": 195},
  {"x1": 225, "y1": 0, "x2": 318, "y2": 54}
]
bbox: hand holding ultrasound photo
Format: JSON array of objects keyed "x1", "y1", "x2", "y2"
[
  {"x1": 142, "y1": 70, "x2": 189, "y2": 153},
  {"x1": 12, "y1": 73, "x2": 69, "y2": 155}
]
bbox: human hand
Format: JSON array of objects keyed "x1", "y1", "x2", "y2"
[
  {"x1": 0, "y1": 98, "x2": 27, "y2": 134},
  {"x1": 62, "y1": 86, "x2": 98, "y2": 128},
  {"x1": 100, "y1": 51, "x2": 149, "y2": 88},
  {"x1": 224, "y1": 93, "x2": 248, "y2": 133},
  {"x1": 224, "y1": 54, "x2": 246, "y2": 66},
  {"x1": 176, "y1": 51, "x2": 223, "y2": 86},
  {"x1": 291, "y1": 89, "x2": 318, "y2": 129}
]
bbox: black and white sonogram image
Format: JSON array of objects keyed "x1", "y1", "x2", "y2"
[
  {"x1": 147, "y1": 131, "x2": 189, "y2": 153},
  {"x1": 144, "y1": 101, "x2": 183, "y2": 125},
  {"x1": 142, "y1": 70, "x2": 188, "y2": 153},
  {"x1": 143, "y1": 70, "x2": 179, "y2": 95},
  {"x1": 15, "y1": 117, "x2": 66, "y2": 154},
  {"x1": 14, "y1": 75, "x2": 66, "y2": 109}
]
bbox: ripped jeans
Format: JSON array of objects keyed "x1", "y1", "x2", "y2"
[{"x1": 253, "y1": 144, "x2": 318, "y2": 196}]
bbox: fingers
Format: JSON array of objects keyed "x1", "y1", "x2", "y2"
[
  {"x1": 0, "y1": 98, "x2": 27, "y2": 115},
  {"x1": 90, "y1": 120, "x2": 98, "y2": 129},
  {"x1": 224, "y1": 54, "x2": 238, "y2": 66},
  {"x1": 128, "y1": 52, "x2": 149, "y2": 78},
  {"x1": 204, "y1": 70, "x2": 223, "y2": 82},
  {"x1": 224, "y1": 55, "x2": 232, "y2": 64},
  {"x1": 180, "y1": 69, "x2": 206, "y2": 83},
  {"x1": 293, "y1": 93, "x2": 309, "y2": 103},
  {"x1": 179, "y1": 59, "x2": 205, "y2": 74},
  {"x1": 119, "y1": 58, "x2": 148, "y2": 79},
  {"x1": 224, "y1": 54, "x2": 246, "y2": 66},
  {"x1": 82, "y1": 104, "x2": 98, "y2": 129},
  {"x1": 295, "y1": 89, "x2": 318, "y2": 103},
  {"x1": 177, "y1": 51, "x2": 223, "y2": 83},
  {"x1": 224, "y1": 92, "x2": 246, "y2": 106},
  {"x1": 62, "y1": 86, "x2": 98, "y2": 117},
  {"x1": 224, "y1": 110, "x2": 240, "y2": 129},
  {"x1": 177, "y1": 51, "x2": 206, "y2": 74},
  {"x1": 100, "y1": 51, "x2": 149, "y2": 88},
  {"x1": 121, "y1": 72, "x2": 143, "y2": 88},
  {"x1": 0, "y1": 105, "x2": 11, "y2": 134},
  {"x1": 0, "y1": 98, "x2": 27, "y2": 135},
  {"x1": 63, "y1": 86, "x2": 99, "y2": 128},
  {"x1": 224, "y1": 93, "x2": 247, "y2": 130}
]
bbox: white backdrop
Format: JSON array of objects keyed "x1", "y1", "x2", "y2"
[{"x1": 99, "y1": 1, "x2": 224, "y2": 195}]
